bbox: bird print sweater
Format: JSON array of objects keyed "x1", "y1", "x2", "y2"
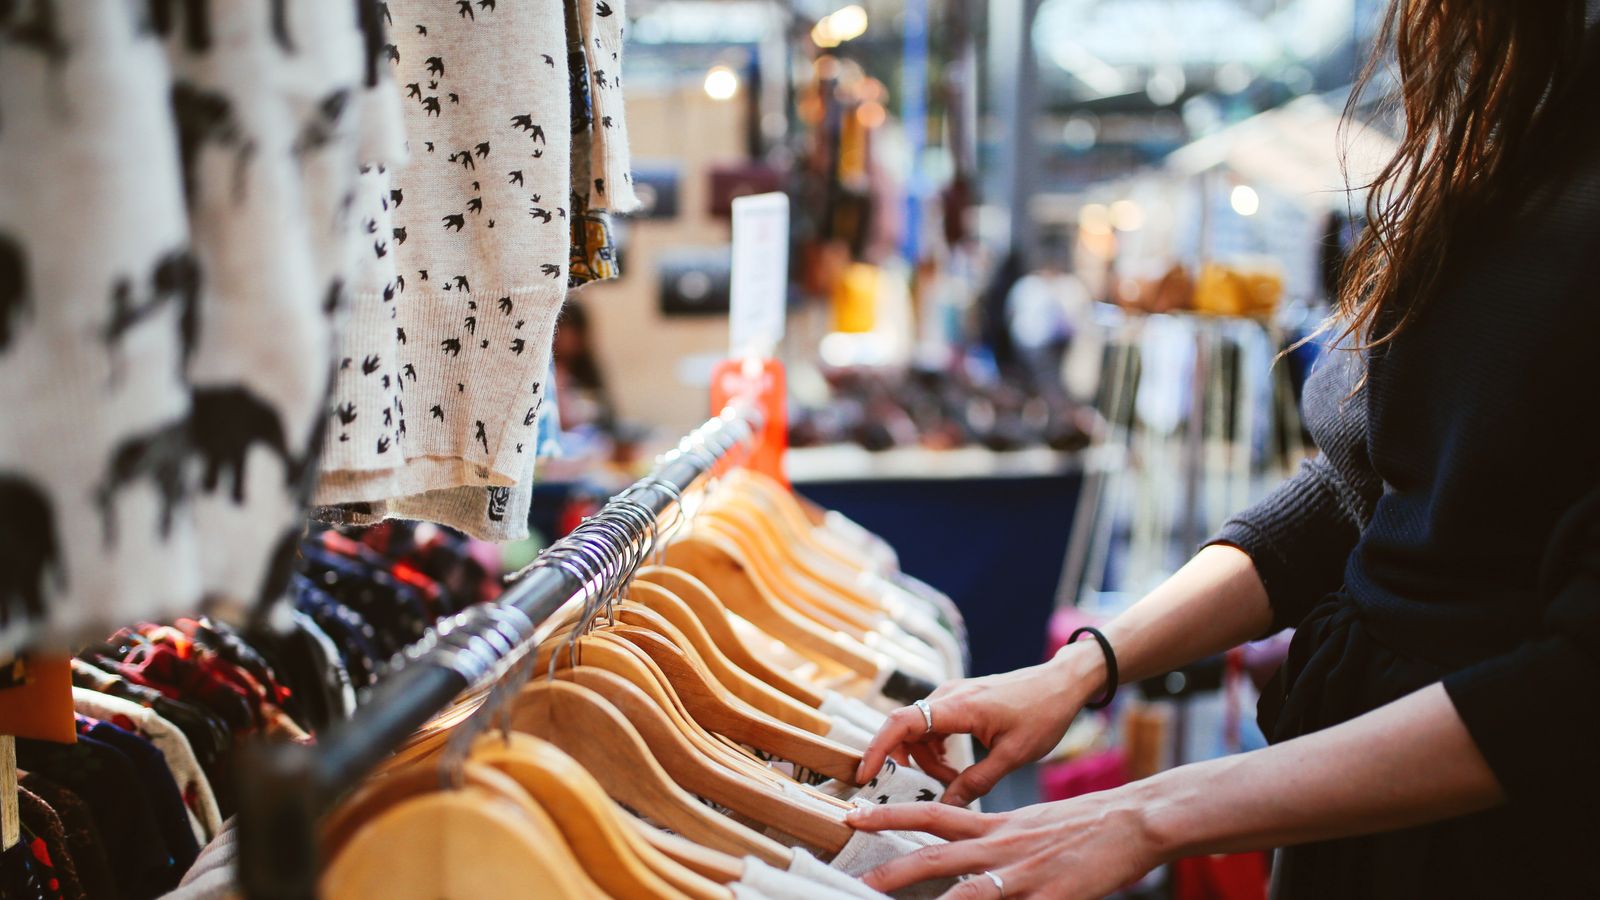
[
  {"x1": 316, "y1": 0, "x2": 639, "y2": 542},
  {"x1": 314, "y1": 0, "x2": 574, "y2": 516}
]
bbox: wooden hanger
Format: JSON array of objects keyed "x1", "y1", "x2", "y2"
[
  {"x1": 725, "y1": 468, "x2": 885, "y2": 573},
  {"x1": 636, "y1": 566, "x2": 828, "y2": 708},
  {"x1": 629, "y1": 820, "x2": 746, "y2": 884},
  {"x1": 1, "y1": 737, "x2": 17, "y2": 853},
  {"x1": 322, "y1": 759, "x2": 535, "y2": 862},
  {"x1": 610, "y1": 623, "x2": 862, "y2": 783},
  {"x1": 470, "y1": 731, "x2": 723, "y2": 900},
  {"x1": 546, "y1": 666, "x2": 853, "y2": 856},
  {"x1": 538, "y1": 627, "x2": 788, "y2": 786},
  {"x1": 510, "y1": 678, "x2": 791, "y2": 865},
  {"x1": 706, "y1": 487, "x2": 894, "y2": 618},
  {"x1": 618, "y1": 583, "x2": 832, "y2": 732},
  {"x1": 697, "y1": 511, "x2": 881, "y2": 631},
  {"x1": 322, "y1": 763, "x2": 606, "y2": 900},
  {"x1": 664, "y1": 532, "x2": 882, "y2": 679},
  {"x1": 693, "y1": 516, "x2": 873, "y2": 636}
]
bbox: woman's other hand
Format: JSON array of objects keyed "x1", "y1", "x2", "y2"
[
  {"x1": 857, "y1": 641, "x2": 1108, "y2": 808},
  {"x1": 844, "y1": 790, "x2": 1162, "y2": 899}
]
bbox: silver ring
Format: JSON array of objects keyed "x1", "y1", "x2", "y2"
[
  {"x1": 983, "y1": 870, "x2": 1004, "y2": 898},
  {"x1": 914, "y1": 698, "x2": 934, "y2": 734}
]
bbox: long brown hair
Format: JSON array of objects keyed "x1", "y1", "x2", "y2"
[{"x1": 1335, "y1": 1, "x2": 1592, "y2": 351}]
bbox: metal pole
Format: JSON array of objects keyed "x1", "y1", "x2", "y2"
[
  {"x1": 237, "y1": 406, "x2": 763, "y2": 899},
  {"x1": 987, "y1": 0, "x2": 1043, "y2": 266}
]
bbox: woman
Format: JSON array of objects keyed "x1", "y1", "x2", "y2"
[{"x1": 847, "y1": 3, "x2": 1600, "y2": 898}]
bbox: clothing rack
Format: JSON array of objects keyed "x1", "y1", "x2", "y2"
[{"x1": 235, "y1": 404, "x2": 765, "y2": 900}]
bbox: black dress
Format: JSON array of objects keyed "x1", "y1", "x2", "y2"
[{"x1": 1211, "y1": 52, "x2": 1600, "y2": 900}]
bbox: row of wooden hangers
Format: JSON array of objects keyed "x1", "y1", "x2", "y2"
[{"x1": 320, "y1": 467, "x2": 940, "y2": 899}]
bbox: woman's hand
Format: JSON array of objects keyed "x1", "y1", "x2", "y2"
[
  {"x1": 844, "y1": 789, "x2": 1163, "y2": 900},
  {"x1": 857, "y1": 642, "x2": 1108, "y2": 807}
]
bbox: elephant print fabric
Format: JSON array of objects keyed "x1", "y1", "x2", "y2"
[
  {"x1": 0, "y1": 0, "x2": 396, "y2": 652},
  {"x1": 313, "y1": 0, "x2": 576, "y2": 542}
]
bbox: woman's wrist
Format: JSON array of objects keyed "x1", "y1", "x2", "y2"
[
  {"x1": 1049, "y1": 638, "x2": 1110, "y2": 699},
  {"x1": 1122, "y1": 757, "x2": 1219, "y2": 865}
]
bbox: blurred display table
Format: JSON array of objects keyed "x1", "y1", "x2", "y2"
[{"x1": 788, "y1": 445, "x2": 1114, "y2": 677}]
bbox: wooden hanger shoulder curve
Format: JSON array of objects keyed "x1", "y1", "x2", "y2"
[
  {"x1": 610, "y1": 625, "x2": 862, "y2": 785},
  {"x1": 510, "y1": 678, "x2": 790, "y2": 866},
  {"x1": 615, "y1": 588, "x2": 833, "y2": 733},
  {"x1": 470, "y1": 731, "x2": 724, "y2": 900},
  {"x1": 551, "y1": 667, "x2": 853, "y2": 856},
  {"x1": 635, "y1": 566, "x2": 828, "y2": 707},
  {"x1": 629, "y1": 819, "x2": 747, "y2": 885},
  {"x1": 321, "y1": 772, "x2": 605, "y2": 900},
  {"x1": 664, "y1": 534, "x2": 882, "y2": 679}
]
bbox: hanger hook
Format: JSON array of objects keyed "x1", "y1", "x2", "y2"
[
  {"x1": 538, "y1": 542, "x2": 603, "y2": 679},
  {"x1": 603, "y1": 495, "x2": 657, "y2": 598}
]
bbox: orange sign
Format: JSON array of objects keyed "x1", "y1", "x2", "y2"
[{"x1": 710, "y1": 357, "x2": 789, "y2": 489}]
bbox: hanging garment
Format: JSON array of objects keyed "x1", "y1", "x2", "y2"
[
  {"x1": 736, "y1": 854, "x2": 892, "y2": 900},
  {"x1": 20, "y1": 775, "x2": 117, "y2": 900},
  {"x1": 828, "y1": 800, "x2": 958, "y2": 900},
  {"x1": 16, "y1": 786, "x2": 82, "y2": 900},
  {"x1": 315, "y1": 0, "x2": 573, "y2": 509},
  {"x1": 72, "y1": 687, "x2": 224, "y2": 843},
  {"x1": 0, "y1": 0, "x2": 387, "y2": 652}
]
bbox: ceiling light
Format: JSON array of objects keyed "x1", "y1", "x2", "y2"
[{"x1": 703, "y1": 65, "x2": 739, "y2": 101}]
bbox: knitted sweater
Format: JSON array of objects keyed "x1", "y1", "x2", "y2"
[
  {"x1": 0, "y1": 0, "x2": 386, "y2": 650},
  {"x1": 315, "y1": 0, "x2": 639, "y2": 541},
  {"x1": 1211, "y1": 120, "x2": 1600, "y2": 811},
  {"x1": 314, "y1": 0, "x2": 573, "y2": 509}
]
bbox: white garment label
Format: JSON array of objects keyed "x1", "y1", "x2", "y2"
[{"x1": 729, "y1": 192, "x2": 790, "y2": 358}]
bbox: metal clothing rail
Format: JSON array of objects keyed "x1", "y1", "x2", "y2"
[{"x1": 236, "y1": 404, "x2": 764, "y2": 900}]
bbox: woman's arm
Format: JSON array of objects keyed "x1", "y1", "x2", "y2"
[
  {"x1": 848, "y1": 683, "x2": 1504, "y2": 899},
  {"x1": 857, "y1": 544, "x2": 1272, "y2": 806},
  {"x1": 1096, "y1": 543, "x2": 1271, "y2": 684}
]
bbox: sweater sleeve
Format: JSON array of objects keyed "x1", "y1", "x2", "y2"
[
  {"x1": 1207, "y1": 347, "x2": 1375, "y2": 630},
  {"x1": 1208, "y1": 454, "x2": 1365, "y2": 630},
  {"x1": 1441, "y1": 486, "x2": 1600, "y2": 807}
]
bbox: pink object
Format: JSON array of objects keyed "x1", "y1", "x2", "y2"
[
  {"x1": 1046, "y1": 606, "x2": 1105, "y2": 661},
  {"x1": 1038, "y1": 749, "x2": 1128, "y2": 802}
]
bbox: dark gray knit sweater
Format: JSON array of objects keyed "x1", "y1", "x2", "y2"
[{"x1": 1212, "y1": 147, "x2": 1600, "y2": 809}]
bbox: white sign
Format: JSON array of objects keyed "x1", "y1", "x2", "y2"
[{"x1": 728, "y1": 192, "x2": 789, "y2": 358}]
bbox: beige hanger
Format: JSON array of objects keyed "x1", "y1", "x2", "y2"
[
  {"x1": 706, "y1": 488, "x2": 894, "y2": 618},
  {"x1": 322, "y1": 759, "x2": 531, "y2": 862},
  {"x1": 511, "y1": 678, "x2": 791, "y2": 865},
  {"x1": 696, "y1": 512, "x2": 880, "y2": 632},
  {"x1": 665, "y1": 533, "x2": 882, "y2": 679},
  {"x1": 538, "y1": 627, "x2": 788, "y2": 786},
  {"x1": 629, "y1": 819, "x2": 747, "y2": 885},
  {"x1": 471, "y1": 731, "x2": 724, "y2": 900},
  {"x1": 548, "y1": 666, "x2": 853, "y2": 856},
  {"x1": 636, "y1": 566, "x2": 829, "y2": 707},
  {"x1": 618, "y1": 583, "x2": 832, "y2": 732},
  {"x1": 321, "y1": 764, "x2": 606, "y2": 900},
  {"x1": 725, "y1": 468, "x2": 886, "y2": 573},
  {"x1": 611, "y1": 624, "x2": 862, "y2": 783}
]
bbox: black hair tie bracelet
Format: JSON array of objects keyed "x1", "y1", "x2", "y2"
[{"x1": 1068, "y1": 626, "x2": 1119, "y2": 710}]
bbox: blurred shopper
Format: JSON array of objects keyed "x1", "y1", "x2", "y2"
[
  {"x1": 1005, "y1": 240, "x2": 1092, "y2": 403},
  {"x1": 848, "y1": 4, "x2": 1600, "y2": 898}
]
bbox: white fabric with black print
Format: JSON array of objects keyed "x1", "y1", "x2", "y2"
[
  {"x1": 314, "y1": 0, "x2": 572, "y2": 517},
  {"x1": 0, "y1": 0, "x2": 390, "y2": 652}
]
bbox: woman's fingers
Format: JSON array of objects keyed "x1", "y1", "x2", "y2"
[
  {"x1": 845, "y1": 800, "x2": 994, "y2": 841},
  {"x1": 857, "y1": 693, "x2": 974, "y2": 783},
  {"x1": 859, "y1": 837, "x2": 997, "y2": 894},
  {"x1": 937, "y1": 865, "x2": 1022, "y2": 900},
  {"x1": 909, "y1": 739, "x2": 961, "y2": 785},
  {"x1": 939, "y1": 749, "x2": 1016, "y2": 808}
]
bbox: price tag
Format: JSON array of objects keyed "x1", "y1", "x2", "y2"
[{"x1": 728, "y1": 192, "x2": 789, "y2": 358}]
